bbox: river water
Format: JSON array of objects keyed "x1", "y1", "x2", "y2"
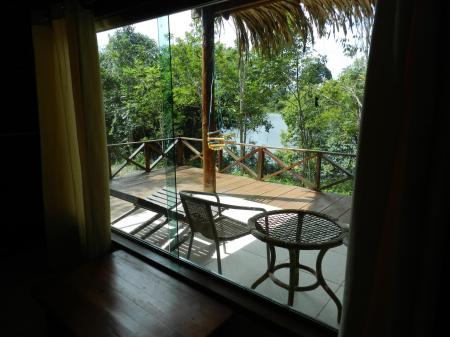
[{"x1": 230, "y1": 113, "x2": 287, "y2": 147}]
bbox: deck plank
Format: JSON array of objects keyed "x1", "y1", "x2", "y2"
[{"x1": 110, "y1": 166, "x2": 352, "y2": 225}]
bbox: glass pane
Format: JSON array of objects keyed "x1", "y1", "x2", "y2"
[
  {"x1": 99, "y1": 5, "x2": 372, "y2": 329},
  {"x1": 98, "y1": 18, "x2": 180, "y2": 256},
  {"x1": 157, "y1": 15, "x2": 179, "y2": 256}
]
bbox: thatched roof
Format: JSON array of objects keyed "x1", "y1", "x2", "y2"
[{"x1": 215, "y1": 0, "x2": 376, "y2": 57}]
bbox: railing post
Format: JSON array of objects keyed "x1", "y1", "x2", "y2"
[
  {"x1": 314, "y1": 152, "x2": 322, "y2": 191},
  {"x1": 176, "y1": 138, "x2": 185, "y2": 167},
  {"x1": 257, "y1": 147, "x2": 265, "y2": 180},
  {"x1": 144, "y1": 143, "x2": 151, "y2": 172}
]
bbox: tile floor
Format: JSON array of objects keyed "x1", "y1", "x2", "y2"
[{"x1": 179, "y1": 233, "x2": 347, "y2": 329}]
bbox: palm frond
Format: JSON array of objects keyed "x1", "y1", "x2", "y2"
[{"x1": 222, "y1": 0, "x2": 376, "y2": 57}]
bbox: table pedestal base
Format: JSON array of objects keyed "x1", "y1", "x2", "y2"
[{"x1": 251, "y1": 245, "x2": 342, "y2": 323}]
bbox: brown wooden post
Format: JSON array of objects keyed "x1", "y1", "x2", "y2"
[
  {"x1": 257, "y1": 147, "x2": 265, "y2": 180},
  {"x1": 176, "y1": 138, "x2": 185, "y2": 167},
  {"x1": 144, "y1": 143, "x2": 151, "y2": 172},
  {"x1": 314, "y1": 152, "x2": 322, "y2": 191},
  {"x1": 201, "y1": 7, "x2": 216, "y2": 192}
]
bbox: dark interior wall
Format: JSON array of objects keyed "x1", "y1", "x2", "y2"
[{"x1": 1, "y1": 5, "x2": 46, "y2": 256}]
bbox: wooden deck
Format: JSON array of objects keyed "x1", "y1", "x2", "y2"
[{"x1": 110, "y1": 166, "x2": 352, "y2": 224}]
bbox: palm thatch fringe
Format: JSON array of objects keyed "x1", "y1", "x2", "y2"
[{"x1": 218, "y1": 0, "x2": 376, "y2": 57}]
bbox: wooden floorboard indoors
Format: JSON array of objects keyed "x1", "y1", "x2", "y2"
[{"x1": 34, "y1": 250, "x2": 233, "y2": 337}]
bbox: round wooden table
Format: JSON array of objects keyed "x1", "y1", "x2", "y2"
[{"x1": 249, "y1": 209, "x2": 346, "y2": 323}]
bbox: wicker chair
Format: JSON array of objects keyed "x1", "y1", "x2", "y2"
[{"x1": 179, "y1": 190, "x2": 266, "y2": 274}]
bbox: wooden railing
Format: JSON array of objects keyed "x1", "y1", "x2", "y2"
[
  {"x1": 107, "y1": 138, "x2": 179, "y2": 179},
  {"x1": 107, "y1": 137, "x2": 356, "y2": 192}
]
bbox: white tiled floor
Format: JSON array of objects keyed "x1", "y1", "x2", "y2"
[
  {"x1": 178, "y1": 233, "x2": 347, "y2": 329},
  {"x1": 317, "y1": 283, "x2": 345, "y2": 327}
]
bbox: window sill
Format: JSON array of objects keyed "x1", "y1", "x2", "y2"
[{"x1": 111, "y1": 230, "x2": 338, "y2": 337}]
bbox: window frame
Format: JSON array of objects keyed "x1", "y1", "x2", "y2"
[{"x1": 99, "y1": 1, "x2": 342, "y2": 334}]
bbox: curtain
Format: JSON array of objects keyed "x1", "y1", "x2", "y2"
[
  {"x1": 340, "y1": 1, "x2": 448, "y2": 336},
  {"x1": 32, "y1": 1, "x2": 110, "y2": 267}
]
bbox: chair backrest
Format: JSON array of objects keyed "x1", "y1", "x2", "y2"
[{"x1": 179, "y1": 191, "x2": 217, "y2": 240}]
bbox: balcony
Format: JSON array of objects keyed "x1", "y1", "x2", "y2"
[{"x1": 109, "y1": 137, "x2": 354, "y2": 329}]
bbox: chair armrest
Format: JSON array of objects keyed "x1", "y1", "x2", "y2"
[
  {"x1": 208, "y1": 201, "x2": 267, "y2": 213},
  {"x1": 213, "y1": 202, "x2": 268, "y2": 228},
  {"x1": 179, "y1": 190, "x2": 220, "y2": 203},
  {"x1": 179, "y1": 190, "x2": 267, "y2": 226},
  {"x1": 180, "y1": 190, "x2": 266, "y2": 213}
]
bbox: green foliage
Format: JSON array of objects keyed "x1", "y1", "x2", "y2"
[
  {"x1": 170, "y1": 30, "x2": 203, "y2": 138},
  {"x1": 314, "y1": 58, "x2": 366, "y2": 153},
  {"x1": 99, "y1": 27, "x2": 161, "y2": 146},
  {"x1": 169, "y1": 25, "x2": 290, "y2": 143},
  {"x1": 279, "y1": 42, "x2": 332, "y2": 150},
  {"x1": 99, "y1": 22, "x2": 367, "y2": 195},
  {"x1": 278, "y1": 54, "x2": 366, "y2": 193},
  {"x1": 234, "y1": 51, "x2": 292, "y2": 137}
]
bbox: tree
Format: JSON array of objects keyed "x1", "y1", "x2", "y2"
[
  {"x1": 280, "y1": 43, "x2": 332, "y2": 150},
  {"x1": 281, "y1": 55, "x2": 366, "y2": 153},
  {"x1": 100, "y1": 23, "x2": 292, "y2": 151},
  {"x1": 99, "y1": 26, "x2": 161, "y2": 145},
  {"x1": 170, "y1": 29, "x2": 203, "y2": 138},
  {"x1": 313, "y1": 58, "x2": 367, "y2": 154},
  {"x1": 170, "y1": 23, "x2": 290, "y2": 147}
]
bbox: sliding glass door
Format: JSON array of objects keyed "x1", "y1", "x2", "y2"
[{"x1": 157, "y1": 15, "x2": 180, "y2": 256}]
